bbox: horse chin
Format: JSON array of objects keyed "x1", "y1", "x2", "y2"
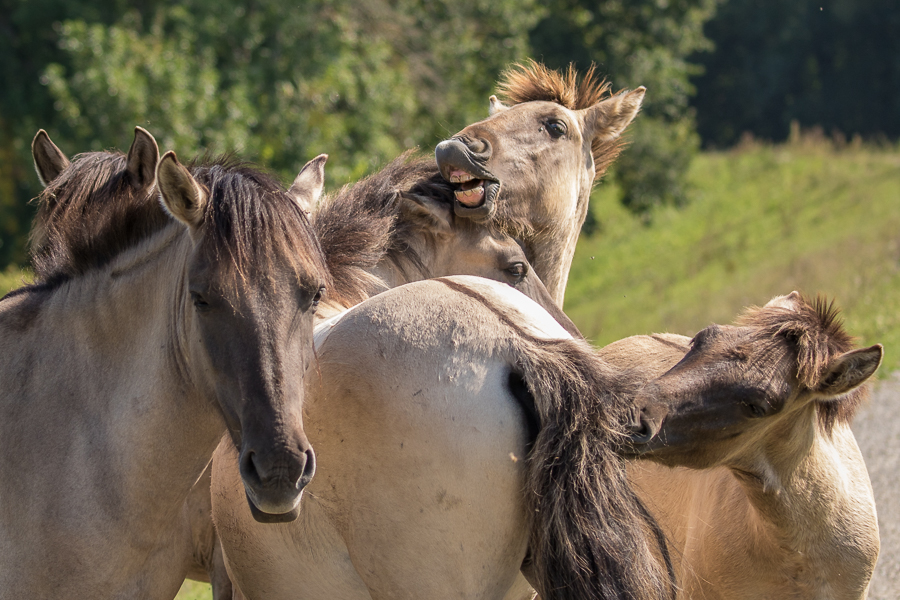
[{"x1": 245, "y1": 489, "x2": 304, "y2": 523}]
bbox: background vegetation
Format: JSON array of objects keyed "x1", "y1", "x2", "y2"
[{"x1": 0, "y1": 0, "x2": 715, "y2": 267}]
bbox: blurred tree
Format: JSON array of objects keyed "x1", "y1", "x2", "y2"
[
  {"x1": 529, "y1": 0, "x2": 719, "y2": 216},
  {"x1": 692, "y1": 0, "x2": 900, "y2": 147},
  {"x1": 0, "y1": 0, "x2": 540, "y2": 269}
]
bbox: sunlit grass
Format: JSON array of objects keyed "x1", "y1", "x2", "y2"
[
  {"x1": 175, "y1": 580, "x2": 211, "y2": 600},
  {"x1": 567, "y1": 136, "x2": 900, "y2": 372},
  {"x1": 0, "y1": 267, "x2": 30, "y2": 296}
]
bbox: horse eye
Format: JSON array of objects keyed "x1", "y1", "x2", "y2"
[
  {"x1": 190, "y1": 291, "x2": 210, "y2": 312},
  {"x1": 546, "y1": 120, "x2": 567, "y2": 138},
  {"x1": 506, "y1": 262, "x2": 527, "y2": 281},
  {"x1": 744, "y1": 402, "x2": 767, "y2": 418},
  {"x1": 311, "y1": 287, "x2": 325, "y2": 309}
]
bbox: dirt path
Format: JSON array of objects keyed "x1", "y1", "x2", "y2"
[{"x1": 853, "y1": 373, "x2": 900, "y2": 598}]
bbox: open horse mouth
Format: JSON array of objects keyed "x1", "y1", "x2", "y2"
[{"x1": 435, "y1": 139, "x2": 501, "y2": 220}]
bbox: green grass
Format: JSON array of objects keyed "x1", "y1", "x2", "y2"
[
  {"x1": 0, "y1": 266, "x2": 30, "y2": 295},
  {"x1": 567, "y1": 137, "x2": 900, "y2": 372},
  {"x1": 175, "y1": 580, "x2": 212, "y2": 600}
]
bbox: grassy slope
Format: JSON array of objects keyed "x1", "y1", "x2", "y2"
[{"x1": 567, "y1": 139, "x2": 900, "y2": 372}]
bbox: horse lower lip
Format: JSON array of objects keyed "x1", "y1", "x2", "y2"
[{"x1": 455, "y1": 187, "x2": 485, "y2": 206}]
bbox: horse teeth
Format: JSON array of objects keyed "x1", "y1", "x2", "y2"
[{"x1": 449, "y1": 171, "x2": 475, "y2": 183}]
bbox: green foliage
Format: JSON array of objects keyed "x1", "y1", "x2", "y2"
[
  {"x1": 567, "y1": 138, "x2": 900, "y2": 372},
  {"x1": 528, "y1": 0, "x2": 719, "y2": 215},
  {"x1": 693, "y1": 0, "x2": 900, "y2": 147},
  {"x1": 0, "y1": 0, "x2": 541, "y2": 269}
]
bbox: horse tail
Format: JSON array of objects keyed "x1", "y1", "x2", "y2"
[{"x1": 515, "y1": 336, "x2": 674, "y2": 600}]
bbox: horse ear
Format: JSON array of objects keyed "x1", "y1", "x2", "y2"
[
  {"x1": 816, "y1": 344, "x2": 883, "y2": 398},
  {"x1": 580, "y1": 86, "x2": 646, "y2": 143},
  {"x1": 289, "y1": 154, "x2": 328, "y2": 213},
  {"x1": 157, "y1": 151, "x2": 207, "y2": 230},
  {"x1": 125, "y1": 127, "x2": 159, "y2": 190},
  {"x1": 32, "y1": 130, "x2": 70, "y2": 187},
  {"x1": 398, "y1": 192, "x2": 453, "y2": 235},
  {"x1": 765, "y1": 291, "x2": 803, "y2": 310},
  {"x1": 488, "y1": 95, "x2": 508, "y2": 116}
]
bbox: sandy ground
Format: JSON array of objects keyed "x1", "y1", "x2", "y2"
[{"x1": 853, "y1": 373, "x2": 900, "y2": 599}]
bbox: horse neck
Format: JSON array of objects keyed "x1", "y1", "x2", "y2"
[
  {"x1": 716, "y1": 405, "x2": 877, "y2": 571},
  {"x1": 51, "y1": 226, "x2": 225, "y2": 510},
  {"x1": 529, "y1": 180, "x2": 591, "y2": 307}
]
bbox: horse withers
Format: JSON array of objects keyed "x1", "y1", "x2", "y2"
[
  {"x1": 611, "y1": 292, "x2": 882, "y2": 600},
  {"x1": 0, "y1": 129, "x2": 329, "y2": 598}
]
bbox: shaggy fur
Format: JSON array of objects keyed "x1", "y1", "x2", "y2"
[
  {"x1": 438, "y1": 278, "x2": 674, "y2": 600},
  {"x1": 29, "y1": 151, "x2": 169, "y2": 286},
  {"x1": 313, "y1": 150, "x2": 509, "y2": 307},
  {"x1": 736, "y1": 293, "x2": 864, "y2": 431},
  {"x1": 187, "y1": 158, "x2": 331, "y2": 300},
  {"x1": 496, "y1": 60, "x2": 624, "y2": 182},
  {"x1": 519, "y1": 337, "x2": 674, "y2": 600},
  {"x1": 26, "y1": 151, "x2": 330, "y2": 303}
]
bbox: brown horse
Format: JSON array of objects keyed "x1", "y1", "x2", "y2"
[
  {"x1": 212, "y1": 276, "x2": 674, "y2": 600},
  {"x1": 0, "y1": 129, "x2": 330, "y2": 598},
  {"x1": 608, "y1": 293, "x2": 882, "y2": 600},
  {"x1": 436, "y1": 60, "x2": 646, "y2": 305}
]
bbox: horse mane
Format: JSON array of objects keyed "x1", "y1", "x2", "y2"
[
  {"x1": 27, "y1": 152, "x2": 330, "y2": 300},
  {"x1": 312, "y1": 150, "x2": 457, "y2": 306},
  {"x1": 29, "y1": 150, "x2": 169, "y2": 287},
  {"x1": 187, "y1": 156, "x2": 331, "y2": 297},
  {"x1": 515, "y1": 334, "x2": 674, "y2": 600},
  {"x1": 496, "y1": 59, "x2": 624, "y2": 181},
  {"x1": 737, "y1": 294, "x2": 863, "y2": 430}
]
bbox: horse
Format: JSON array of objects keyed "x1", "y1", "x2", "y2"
[
  {"x1": 186, "y1": 149, "x2": 581, "y2": 598},
  {"x1": 0, "y1": 128, "x2": 331, "y2": 598},
  {"x1": 435, "y1": 60, "x2": 646, "y2": 305},
  {"x1": 211, "y1": 276, "x2": 675, "y2": 600},
  {"x1": 610, "y1": 292, "x2": 882, "y2": 600}
]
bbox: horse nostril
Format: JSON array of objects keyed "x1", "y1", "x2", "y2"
[
  {"x1": 625, "y1": 407, "x2": 658, "y2": 445},
  {"x1": 627, "y1": 419, "x2": 656, "y2": 444},
  {"x1": 239, "y1": 449, "x2": 262, "y2": 487},
  {"x1": 466, "y1": 137, "x2": 491, "y2": 156},
  {"x1": 298, "y1": 448, "x2": 316, "y2": 489}
]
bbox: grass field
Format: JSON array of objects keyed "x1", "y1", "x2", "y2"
[{"x1": 566, "y1": 136, "x2": 900, "y2": 372}]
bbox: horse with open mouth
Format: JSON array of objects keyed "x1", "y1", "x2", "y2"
[
  {"x1": 0, "y1": 128, "x2": 330, "y2": 598},
  {"x1": 435, "y1": 60, "x2": 646, "y2": 306}
]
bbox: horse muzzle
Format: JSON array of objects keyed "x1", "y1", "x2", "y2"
[
  {"x1": 239, "y1": 444, "x2": 316, "y2": 523},
  {"x1": 435, "y1": 138, "x2": 500, "y2": 221}
]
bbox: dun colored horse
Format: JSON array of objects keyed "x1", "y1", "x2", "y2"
[
  {"x1": 212, "y1": 276, "x2": 675, "y2": 600},
  {"x1": 608, "y1": 293, "x2": 882, "y2": 600},
  {"x1": 0, "y1": 129, "x2": 330, "y2": 598},
  {"x1": 192, "y1": 150, "x2": 579, "y2": 597},
  {"x1": 436, "y1": 60, "x2": 646, "y2": 305}
]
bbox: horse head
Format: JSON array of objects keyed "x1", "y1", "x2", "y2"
[
  {"x1": 435, "y1": 61, "x2": 645, "y2": 304},
  {"x1": 157, "y1": 152, "x2": 331, "y2": 522},
  {"x1": 395, "y1": 190, "x2": 581, "y2": 337},
  {"x1": 626, "y1": 292, "x2": 883, "y2": 469}
]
